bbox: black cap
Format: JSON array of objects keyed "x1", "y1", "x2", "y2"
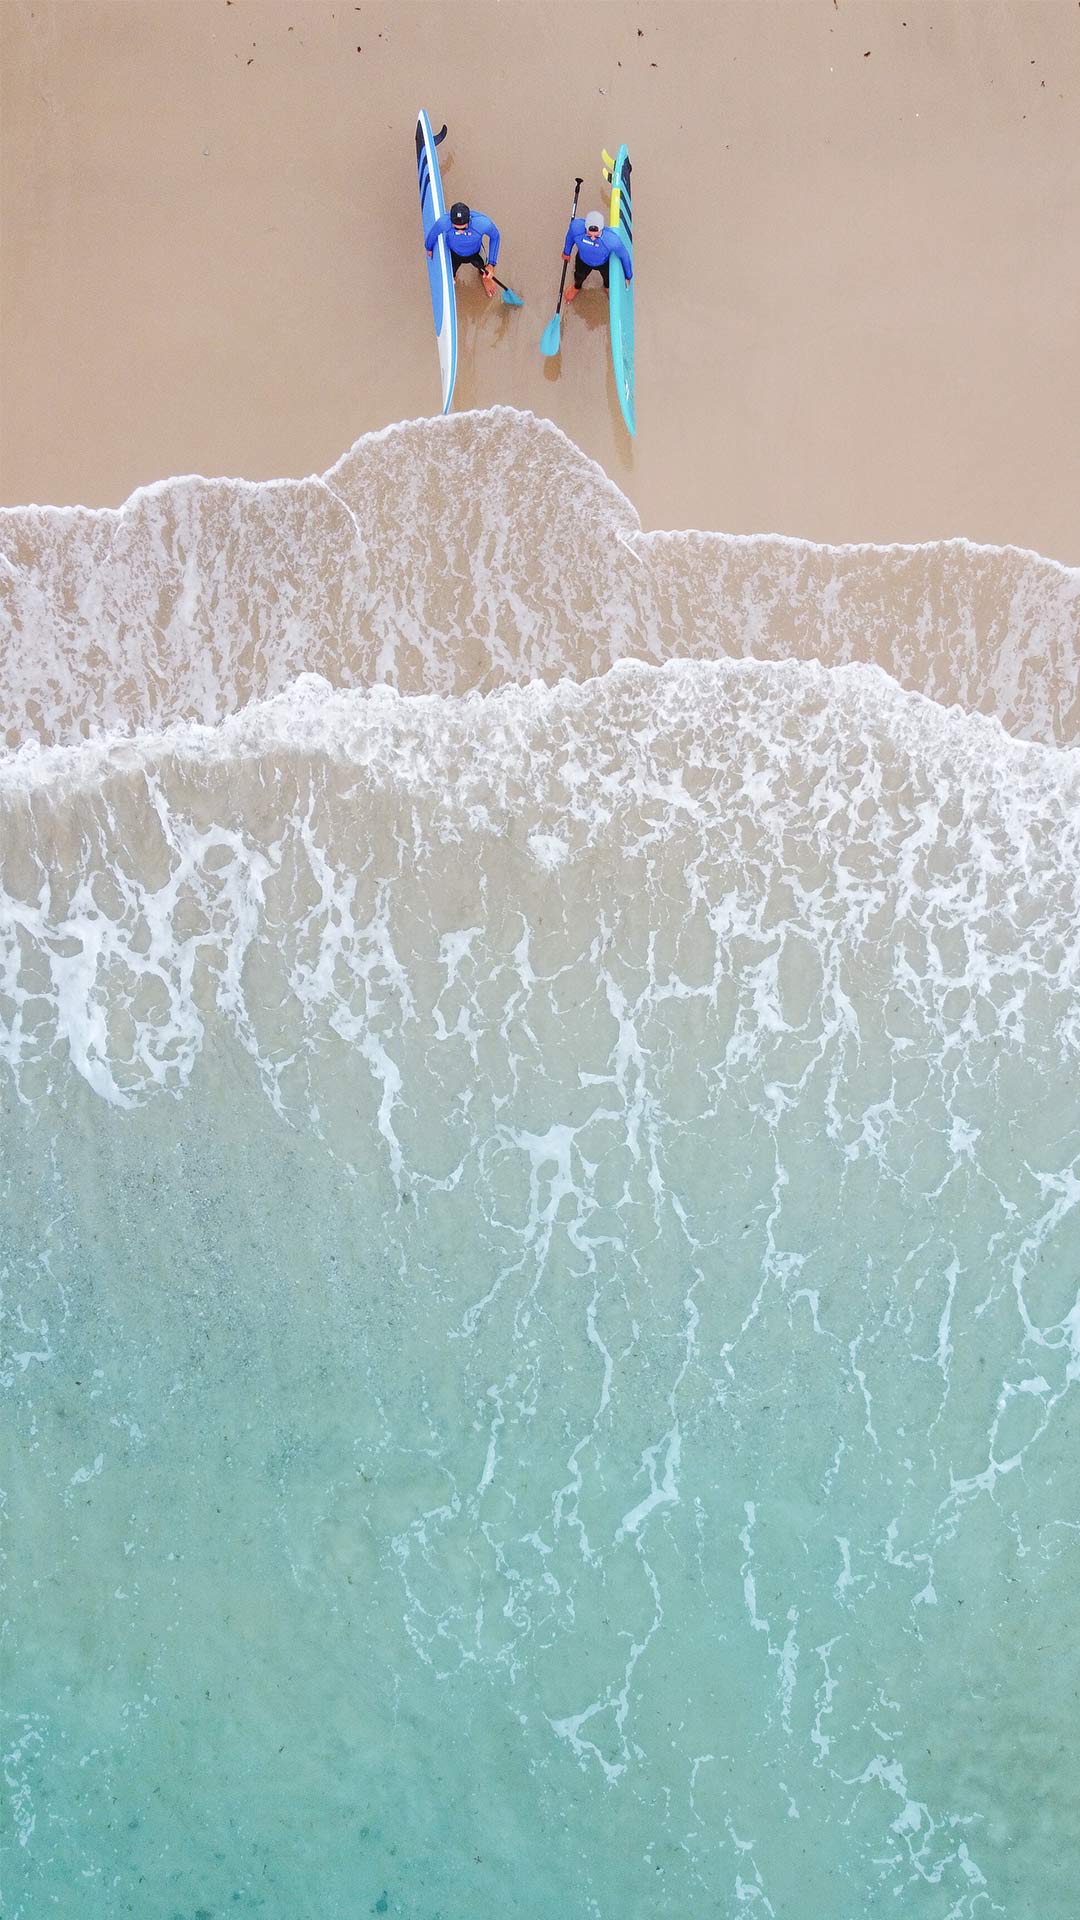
[{"x1": 449, "y1": 202, "x2": 470, "y2": 227}]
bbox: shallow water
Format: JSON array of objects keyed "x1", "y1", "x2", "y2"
[{"x1": 3, "y1": 411, "x2": 1079, "y2": 1917}]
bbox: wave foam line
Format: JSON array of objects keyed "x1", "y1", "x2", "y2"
[{"x1": 2, "y1": 409, "x2": 1078, "y2": 758}]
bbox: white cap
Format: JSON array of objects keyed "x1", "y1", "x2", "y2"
[{"x1": 584, "y1": 211, "x2": 605, "y2": 231}]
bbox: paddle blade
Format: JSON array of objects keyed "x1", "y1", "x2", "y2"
[
  {"x1": 540, "y1": 311, "x2": 562, "y2": 356},
  {"x1": 500, "y1": 286, "x2": 524, "y2": 307}
]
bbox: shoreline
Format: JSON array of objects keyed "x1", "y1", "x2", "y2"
[
  {"x1": 4, "y1": 410, "x2": 1078, "y2": 760},
  {"x1": 5, "y1": 400, "x2": 1080, "y2": 579}
]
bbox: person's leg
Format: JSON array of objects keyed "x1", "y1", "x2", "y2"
[
  {"x1": 452, "y1": 253, "x2": 493, "y2": 296},
  {"x1": 599, "y1": 259, "x2": 611, "y2": 288},
  {"x1": 565, "y1": 258, "x2": 593, "y2": 303}
]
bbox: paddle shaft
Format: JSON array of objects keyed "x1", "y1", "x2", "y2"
[{"x1": 552, "y1": 178, "x2": 584, "y2": 318}]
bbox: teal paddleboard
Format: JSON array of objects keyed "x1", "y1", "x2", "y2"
[{"x1": 602, "y1": 144, "x2": 635, "y2": 437}]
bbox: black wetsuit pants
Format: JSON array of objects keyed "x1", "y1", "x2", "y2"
[
  {"x1": 573, "y1": 257, "x2": 611, "y2": 289},
  {"x1": 450, "y1": 251, "x2": 489, "y2": 280}
]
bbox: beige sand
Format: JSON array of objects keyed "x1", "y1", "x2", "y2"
[{"x1": 2, "y1": 0, "x2": 1078, "y2": 556}]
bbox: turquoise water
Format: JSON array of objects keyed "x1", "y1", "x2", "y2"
[{"x1": 3, "y1": 412, "x2": 1079, "y2": 1917}]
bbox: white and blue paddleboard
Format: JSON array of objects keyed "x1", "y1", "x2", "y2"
[
  {"x1": 602, "y1": 144, "x2": 635, "y2": 437},
  {"x1": 415, "y1": 109, "x2": 458, "y2": 414}
]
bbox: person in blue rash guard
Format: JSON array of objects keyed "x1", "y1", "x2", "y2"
[
  {"x1": 561, "y1": 209, "x2": 632, "y2": 302},
  {"x1": 426, "y1": 200, "x2": 501, "y2": 298}
]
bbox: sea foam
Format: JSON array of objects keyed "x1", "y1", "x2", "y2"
[{"x1": 2, "y1": 409, "x2": 1078, "y2": 760}]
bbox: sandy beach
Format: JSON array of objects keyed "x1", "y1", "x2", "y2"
[{"x1": 2, "y1": 0, "x2": 1079, "y2": 551}]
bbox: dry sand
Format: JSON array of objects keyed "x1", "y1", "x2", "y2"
[{"x1": 2, "y1": 0, "x2": 1079, "y2": 557}]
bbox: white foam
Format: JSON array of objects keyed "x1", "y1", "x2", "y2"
[{"x1": 2, "y1": 411, "x2": 1078, "y2": 769}]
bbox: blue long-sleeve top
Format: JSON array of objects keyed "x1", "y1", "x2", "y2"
[
  {"x1": 425, "y1": 210, "x2": 500, "y2": 265},
  {"x1": 562, "y1": 217, "x2": 633, "y2": 279}
]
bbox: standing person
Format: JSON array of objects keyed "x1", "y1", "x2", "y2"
[
  {"x1": 561, "y1": 209, "x2": 633, "y2": 302},
  {"x1": 426, "y1": 201, "x2": 501, "y2": 298}
]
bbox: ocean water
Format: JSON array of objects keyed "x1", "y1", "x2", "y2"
[{"x1": 2, "y1": 409, "x2": 1079, "y2": 1919}]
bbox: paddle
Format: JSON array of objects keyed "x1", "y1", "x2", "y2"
[{"x1": 540, "y1": 177, "x2": 584, "y2": 357}]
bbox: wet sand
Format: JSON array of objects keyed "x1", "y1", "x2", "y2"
[{"x1": 2, "y1": 0, "x2": 1079, "y2": 557}]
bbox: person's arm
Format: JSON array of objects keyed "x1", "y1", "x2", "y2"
[
  {"x1": 609, "y1": 231, "x2": 633, "y2": 282},
  {"x1": 474, "y1": 213, "x2": 500, "y2": 267},
  {"x1": 425, "y1": 212, "x2": 449, "y2": 255},
  {"x1": 562, "y1": 217, "x2": 581, "y2": 260}
]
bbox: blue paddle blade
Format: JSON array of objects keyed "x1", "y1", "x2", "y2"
[
  {"x1": 540, "y1": 311, "x2": 562, "y2": 356},
  {"x1": 500, "y1": 286, "x2": 524, "y2": 307}
]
